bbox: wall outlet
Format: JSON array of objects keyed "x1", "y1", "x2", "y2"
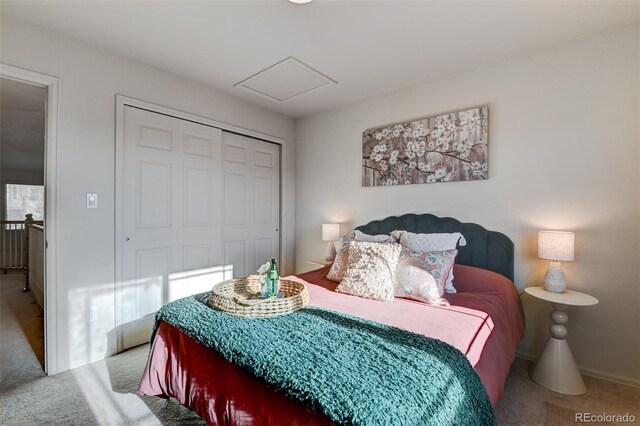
[{"x1": 87, "y1": 307, "x2": 98, "y2": 323}]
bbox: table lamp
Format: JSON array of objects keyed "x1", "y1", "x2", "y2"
[
  {"x1": 538, "y1": 231, "x2": 575, "y2": 293},
  {"x1": 322, "y1": 223, "x2": 340, "y2": 261}
]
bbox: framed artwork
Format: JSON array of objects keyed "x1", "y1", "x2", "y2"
[{"x1": 362, "y1": 106, "x2": 488, "y2": 187}]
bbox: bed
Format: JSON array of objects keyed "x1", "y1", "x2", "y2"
[{"x1": 138, "y1": 213, "x2": 525, "y2": 425}]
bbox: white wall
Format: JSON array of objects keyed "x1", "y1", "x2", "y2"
[
  {"x1": 295, "y1": 24, "x2": 640, "y2": 385},
  {"x1": 0, "y1": 16, "x2": 296, "y2": 372}
]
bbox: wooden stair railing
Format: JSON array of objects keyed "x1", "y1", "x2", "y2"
[{"x1": 0, "y1": 214, "x2": 44, "y2": 291}]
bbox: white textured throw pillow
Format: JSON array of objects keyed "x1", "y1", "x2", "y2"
[
  {"x1": 327, "y1": 232, "x2": 397, "y2": 282},
  {"x1": 336, "y1": 241, "x2": 401, "y2": 302},
  {"x1": 391, "y1": 231, "x2": 466, "y2": 293}
]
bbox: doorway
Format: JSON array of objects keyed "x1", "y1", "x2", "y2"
[
  {"x1": 0, "y1": 64, "x2": 59, "y2": 375},
  {"x1": 0, "y1": 77, "x2": 46, "y2": 376}
]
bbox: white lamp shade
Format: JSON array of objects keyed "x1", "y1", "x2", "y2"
[
  {"x1": 322, "y1": 223, "x2": 340, "y2": 241},
  {"x1": 538, "y1": 231, "x2": 575, "y2": 261}
]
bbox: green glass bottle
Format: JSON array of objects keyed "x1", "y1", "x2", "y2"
[{"x1": 268, "y1": 258, "x2": 280, "y2": 297}]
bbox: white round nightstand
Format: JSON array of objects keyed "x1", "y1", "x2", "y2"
[{"x1": 525, "y1": 286, "x2": 598, "y2": 395}]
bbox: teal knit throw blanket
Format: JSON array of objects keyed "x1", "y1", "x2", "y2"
[{"x1": 152, "y1": 293, "x2": 496, "y2": 426}]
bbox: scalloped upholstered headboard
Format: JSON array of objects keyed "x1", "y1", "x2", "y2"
[{"x1": 355, "y1": 213, "x2": 515, "y2": 282}]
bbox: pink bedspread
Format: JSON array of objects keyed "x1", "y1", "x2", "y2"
[
  {"x1": 294, "y1": 269, "x2": 492, "y2": 368},
  {"x1": 139, "y1": 264, "x2": 524, "y2": 424}
]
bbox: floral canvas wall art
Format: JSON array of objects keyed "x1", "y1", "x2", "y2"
[{"x1": 362, "y1": 106, "x2": 488, "y2": 187}]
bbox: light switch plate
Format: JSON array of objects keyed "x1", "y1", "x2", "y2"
[{"x1": 86, "y1": 193, "x2": 98, "y2": 208}]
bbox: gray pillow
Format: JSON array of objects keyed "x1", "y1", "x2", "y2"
[{"x1": 349, "y1": 230, "x2": 396, "y2": 243}]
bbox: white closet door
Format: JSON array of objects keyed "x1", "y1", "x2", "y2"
[
  {"x1": 222, "y1": 132, "x2": 280, "y2": 278},
  {"x1": 118, "y1": 106, "x2": 230, "y2": 351}
]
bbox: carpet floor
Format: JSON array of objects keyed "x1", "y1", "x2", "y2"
[{"x1": 1, "y1": 272, "x2": 638, "y2": 425}]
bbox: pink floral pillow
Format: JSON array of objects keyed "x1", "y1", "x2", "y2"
[
  {"x1": 391, "y1": 231, "x2": 465, "y2": 294},
  {"x1": 394, "y1": 248, "x2": 457, "y2": 305},
  {"x1": 326, "y1": 236, "x2": 354, "y2": 282}
]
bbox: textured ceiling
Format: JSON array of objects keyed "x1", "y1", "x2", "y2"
[{"x1": 2, "y1": 1, "x2": 638, "y2": 118}]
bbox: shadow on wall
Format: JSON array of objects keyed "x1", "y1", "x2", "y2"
[
  {"x1": 66, "y1": 264, "x2": 233, "y2": 370},
  {"x1": 49, "y1": 265, "x2": 235, "y2": 423}
]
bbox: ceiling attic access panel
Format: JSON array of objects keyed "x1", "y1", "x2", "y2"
[{"x1": 234, "y1": 56, "x2": 336, "y2": 103}]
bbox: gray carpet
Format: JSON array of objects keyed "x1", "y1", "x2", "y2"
[
  {"x1": 0, "y1": 271, "x2": 45, "y2": 392},
  {"x1": 1, "y1": 272, "x2": 638, "y2": 425}
]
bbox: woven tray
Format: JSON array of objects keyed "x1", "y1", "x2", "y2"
[{"x1": 208, "y1": 275, "x2": 309, "y2": 318}]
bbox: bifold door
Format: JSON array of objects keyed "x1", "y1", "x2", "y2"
[
  {"x1": 117, "y1": 106, "x2": 280, "y2": 350},
  {"x1": 222, "y1": 132, "x2": 280, "y2": 278}
]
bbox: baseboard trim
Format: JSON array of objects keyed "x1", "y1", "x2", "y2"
[
  {"x1": 515, "y1": 351, "x2": 536, "y2": 362},
  {"x1": 516, "y1": 351, "x2": 640, "y2": 389}
]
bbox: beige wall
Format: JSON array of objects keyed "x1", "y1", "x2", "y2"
[
  {"x1": 295, "y1": 24, "x2": 640, "y2": 385},
  {"x1": 1, "y1": 16, "x2": 296, "y2": 372}
]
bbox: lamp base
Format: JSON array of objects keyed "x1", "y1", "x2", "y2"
[
  {"x1": 324, "y1": 241, "x2": 337, "y2": 261},
  {"x1": 543, "y1": 261, "x2": 567, "y2": 293}
]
